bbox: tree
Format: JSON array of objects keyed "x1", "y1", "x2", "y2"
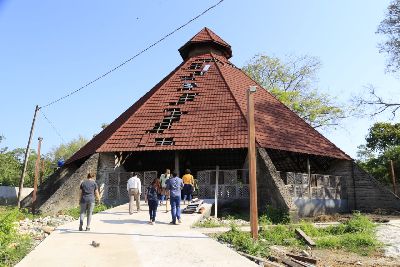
[
  {"x1": 357, "y1": 122, "x2": 400, "y2": 185},
  {"x1": 47, "y1": 135, "x2": 88, "y2": 162},
  {"x1": 242, "y1": 54, "x2": 346, "y2": 129},
  {"x1": 355, "y1": 85, "x2": 400, "y2": 118},
  {"x1": 377, "y1": 0, "x2": 400, "y2": 73}
]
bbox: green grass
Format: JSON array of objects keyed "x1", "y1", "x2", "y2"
[
  {"x1": 216, "y1": 212, "x2": 381, "y2": 258},
  {"x1": 259, "y1": 205, "x2": 291, "y2": 225},
  {"x1": 217, "y1": 225, "x2": 269, "y2": 257},
  {"x1": 194, "y1": 218, "x2": 223, "y2": 228},
  {"x1": 0, "y1": 207, "x2": 34, "y2": 267},
  {"x1": 64, "y1": 203, "x2": 112, "y2": 219}
]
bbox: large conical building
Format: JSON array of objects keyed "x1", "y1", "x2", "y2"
[{"x1": 26, "y1": 28, "x2": 400, "y2": 216}]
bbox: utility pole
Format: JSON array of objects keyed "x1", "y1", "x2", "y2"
[
  {"x1": 18, "y1": 105, "x2": 40, "y2": 208},
  {"x1": 390, "y1": 160, "x2": 397, "y2": 195},
  {"x1": 247, "y1": 86, "x2": 258, "y2": 240},
  {"x1": 32, "y1": 137, "x2": 43, "y2": 213}
]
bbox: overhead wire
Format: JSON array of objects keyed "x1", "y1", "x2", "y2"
[
  {"x1": 40, "y1": 0, "x2": 225, "y2": 109},
  {"x1": 41, "y1": 111, "x2": 66, "y2": 144}
]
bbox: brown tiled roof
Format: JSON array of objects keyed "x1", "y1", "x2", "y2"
[{"x1": 67, "y1": 28, "x2": 350, "y2": 164}]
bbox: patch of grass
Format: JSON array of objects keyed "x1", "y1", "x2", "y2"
[
  {"x1": 300, "y1": 212, "x2": 380, "y2": 255},
  {"x1": 218, "y1": 225, "x2": 269, "y2": 257},
  {"x1": 261, "y1": 225, "x2": 303, "y2": 246},
  {"x1": 259, "y1": 205, "x2": 290, "y2": 225},
  {"x1": 0, "y1": 208, "x2": 33, "y2": 266},
  {"x1": 64, "y1": 203, "x2": 112, "y2": 219},
  {"x1": 194, "y1": 218, "x2": 222, "y2": 228}
]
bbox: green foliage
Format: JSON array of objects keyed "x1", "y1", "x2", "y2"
[
  {"x1": 242, "y1": 54, "x2": 346, "y2": 129},
  {"x1": 64, "y1": 203, "x2": 112, "y2": 219},
  {"x1": 47, "y1": 136, "x2": 88, "y2": 163},
  {"x1": 194, "y1": 218, "x2": 222, "y2": 228},
  {"x1": 0, "y1": 208, "x2": 33, "y2": 266},
  {"x1": 259, "y1": 205, "x2": 290, "y2": 225},
  {"x1": 365, "y1": 123, "x2": 400, "y2": 152},
  {"x1": 377, "y1": 0, "x2": 400, "y2": 73},
  {"x1": 218, "y1": 226, "x2": 269, "y2": 257},
  {"x1": 357, "y1": 122, "x2": 400, "y2": 185},
  {"x1": 301, "y1": 213, "x2": 380, "y2": 255},
  {"x1": 260, "y1": 225, "x2": 302, "y2": 246},
  {"x1": 217, "y1": 213, "x2": 379, "y2": 257}
]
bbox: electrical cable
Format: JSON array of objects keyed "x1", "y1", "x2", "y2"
[
  {"x1": 40, "y1": 0, "x2": 225, "y2": 109},
  {"x1": 41, "y1": 111, "x2": 66, "y2": 143}
]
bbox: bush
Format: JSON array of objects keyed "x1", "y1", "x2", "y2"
[
  {"x1": 218, "y1": 226, "x2": 269, "y2": 257},
  {"x1": 261, "y1": 225, "x2": 302, "y2": 246},
  {"x1": 0, "y1": 208, "x2": 33, "y2": 266},
  {"x1": 259, "y1": 205, "x2": 290, "y2": 225}
]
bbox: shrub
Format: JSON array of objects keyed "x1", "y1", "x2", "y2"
[{"x1": 259, "y1": 205, "x2": 290, "y2": 225}]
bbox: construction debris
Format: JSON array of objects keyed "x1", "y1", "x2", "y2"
[
  {"x1": 182, "y1": 199, "x2": 203, "y2": 214},
  {"x1": 295, "y1": 228, "x2": 316, "y2": 247}
]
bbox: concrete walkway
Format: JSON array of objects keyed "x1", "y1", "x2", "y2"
[{"x1": 17, "y1": 202, "x2": 257, "y2": 267}]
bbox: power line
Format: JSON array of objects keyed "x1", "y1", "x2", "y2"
[
  {"x1": 41, "y1": 111, "x2": 66, "y2": 144},
  {"x1": 40, "y1": 0, "x2": 225, "y2": 109}
]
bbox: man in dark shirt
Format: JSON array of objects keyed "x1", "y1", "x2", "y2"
[
  {"x1": 165, "y1": 172, "x2": 184, "y2": 225},
  {"x1": 79, "y1": 172, "x2": 100, "y2": 231}
]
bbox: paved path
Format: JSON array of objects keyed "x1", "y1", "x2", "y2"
[
  {"x1": 17, "y1": 202, "x2": 257, "y2": 267},
  {"x1": 377, "y1": 219, "x2": 400, "y2": 258}
]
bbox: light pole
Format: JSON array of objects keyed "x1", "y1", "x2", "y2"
[{"x1": 247, "y1": 86, "x2": 258, "y2": 240}]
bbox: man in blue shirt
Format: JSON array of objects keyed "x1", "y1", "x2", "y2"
[{"x1": 166, "y1": 171, "x2": 184, "y2": 225}]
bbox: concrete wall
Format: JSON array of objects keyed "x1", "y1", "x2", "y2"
[
  {"x1": 39, "y1": 153, "x2": 100, "y2": 215},
  {"x1": 256, "y1": 148, "x2": 296, "y2": 214},
  {"x1": 0, "y1": 186, "x2": 33, "y2": 205},
  {"x1": 329, "y1": 159, "x2": 400, "y2": 212}
]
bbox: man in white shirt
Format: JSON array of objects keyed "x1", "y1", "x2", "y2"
[{"x1": 127, "y1": 173, "x2": 141, "y2": 214}]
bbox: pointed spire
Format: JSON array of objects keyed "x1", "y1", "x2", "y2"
[{"x1": 179, "y1": 27, "x2": 232, "y2": 60}]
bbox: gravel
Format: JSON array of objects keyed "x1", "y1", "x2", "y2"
[{"x1": 376, "y1": 220, "x2": 400, "y2": 258}]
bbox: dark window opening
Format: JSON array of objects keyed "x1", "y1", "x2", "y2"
[
  {"x1": 177, "y1": 93, "x2": 198, "y2": 104},
  {"x1": 178, "y1": 83, "x2": 197, "y2": 91},
  {"x1": 148, "y1": 108, "x2": 187, "y2": 133},
  {"x1": 155, "y1": 137, "x2": 174, "y2": 146},
  {"x1": 189, "y1": 63, "x2": 202, "y2": 70},
  {"x1": 180, "y1": 74, "x2": 195, "y2": 81}
]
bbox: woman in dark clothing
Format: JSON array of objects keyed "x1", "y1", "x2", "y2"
[
  {"x1": 145, "y1": 179, "x2": 160, "y2": 225},
  {"x1": 79, "y1": 172, "x2": 100, "y2": 231}
]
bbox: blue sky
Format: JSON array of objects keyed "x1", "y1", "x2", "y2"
[{"x1": 0, "y1": 0, "x2": 399, "y2": 158}]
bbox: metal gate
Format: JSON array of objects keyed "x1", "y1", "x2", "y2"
[
  {"x1": 103, "y1": 171, "x2": 158, "y2": 204},
  {"x1": 196, "y1": 169, "x2": 249, "y2": 199}
]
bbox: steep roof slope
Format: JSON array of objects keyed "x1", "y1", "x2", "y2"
[{"x1": 67, "y1": 28, "x2": 350, "y2": 164}]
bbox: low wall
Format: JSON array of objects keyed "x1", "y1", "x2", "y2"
[{"x1": 0, "y1": 186, "x2": 33, "y2": 205}]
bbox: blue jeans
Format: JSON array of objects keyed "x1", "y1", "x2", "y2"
[
  {"x1": 170, "y1": 195, "x2": 181, "y2": 223},
  {"x1": 182, "y1": 184, "x2": 193, "y2": 202},
  {"x1": 80, "y1": 202, "x2": 95, "y2": 228},
  {"x1": 148, "y1": 200, "x2": 158, "y2": 222}
]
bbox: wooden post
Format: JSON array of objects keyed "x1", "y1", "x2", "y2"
[
  {"x1": 18, "y1": 105, "x2": 40, "y2": 208},
  {"x1": 40, "y1": 159, "x2": 45, "y2": 185},
  {"x1": 214, "y1": 165, "x2": 219, "y2": 219},
  {"x1": 32, "y1": 137, "x2": 43, "y2": 213},
  {"x1": 390, "y1": 160, "x2": 397, "y2": 195},
  {"x1": 174, "y1": 151, "x2": 180, "y2": 177},
  {"x1": 307, "y1": 157, "x2": 311, "y2": 196},
  {"x1": 247, "y1": 86, "x2": 258, "y2": 240}
]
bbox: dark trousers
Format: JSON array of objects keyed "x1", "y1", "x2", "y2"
[
  {"x1": 148, "y1": 200, "x2": 158, "y2": 222},
  {"x1": 170, "y1": 195, "x2": 181, "y2": 223}
]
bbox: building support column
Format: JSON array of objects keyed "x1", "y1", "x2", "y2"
[{"x1": 174, "y1": 151, "x2": 180, "y2": 176}]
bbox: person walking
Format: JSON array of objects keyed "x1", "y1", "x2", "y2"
[
  {"x1": 159, "y1": 169, "x2": 171, "y2": 205},
  {"x1": 145, "y1": 179, "x2": 160, "y2": 225},
  {"x1": 127, "y1": 173, "x2": 142, "y2": 214},
  {"x1": 182, "y1": 169, "x2": 195, "y2": 204},
  {"x1": 79, "y1": 172, "x2": 100, "y2": 231},
  {"x1": 166, "y1": 171, "x2": 183, "y2": 225}
]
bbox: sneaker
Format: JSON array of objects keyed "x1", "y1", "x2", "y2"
[
  {"x1": 169, "y1": 221, "x2": 177, "y2": 225},
  {"x1": 150, "y1": 221, "x2": 154, "y2": 225},
  {"x1": 178, "y1": 219, "x2": 182, "y2": 224},
  {"x1": 79, "y1": 226, "x2": 83, "y2": 231},
  {"x1": 86, "y1": 227, "x2": 90, "y2": 231},
  {"x1": 148, "y1": 221, "x2": 152, "y2": 224}
]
